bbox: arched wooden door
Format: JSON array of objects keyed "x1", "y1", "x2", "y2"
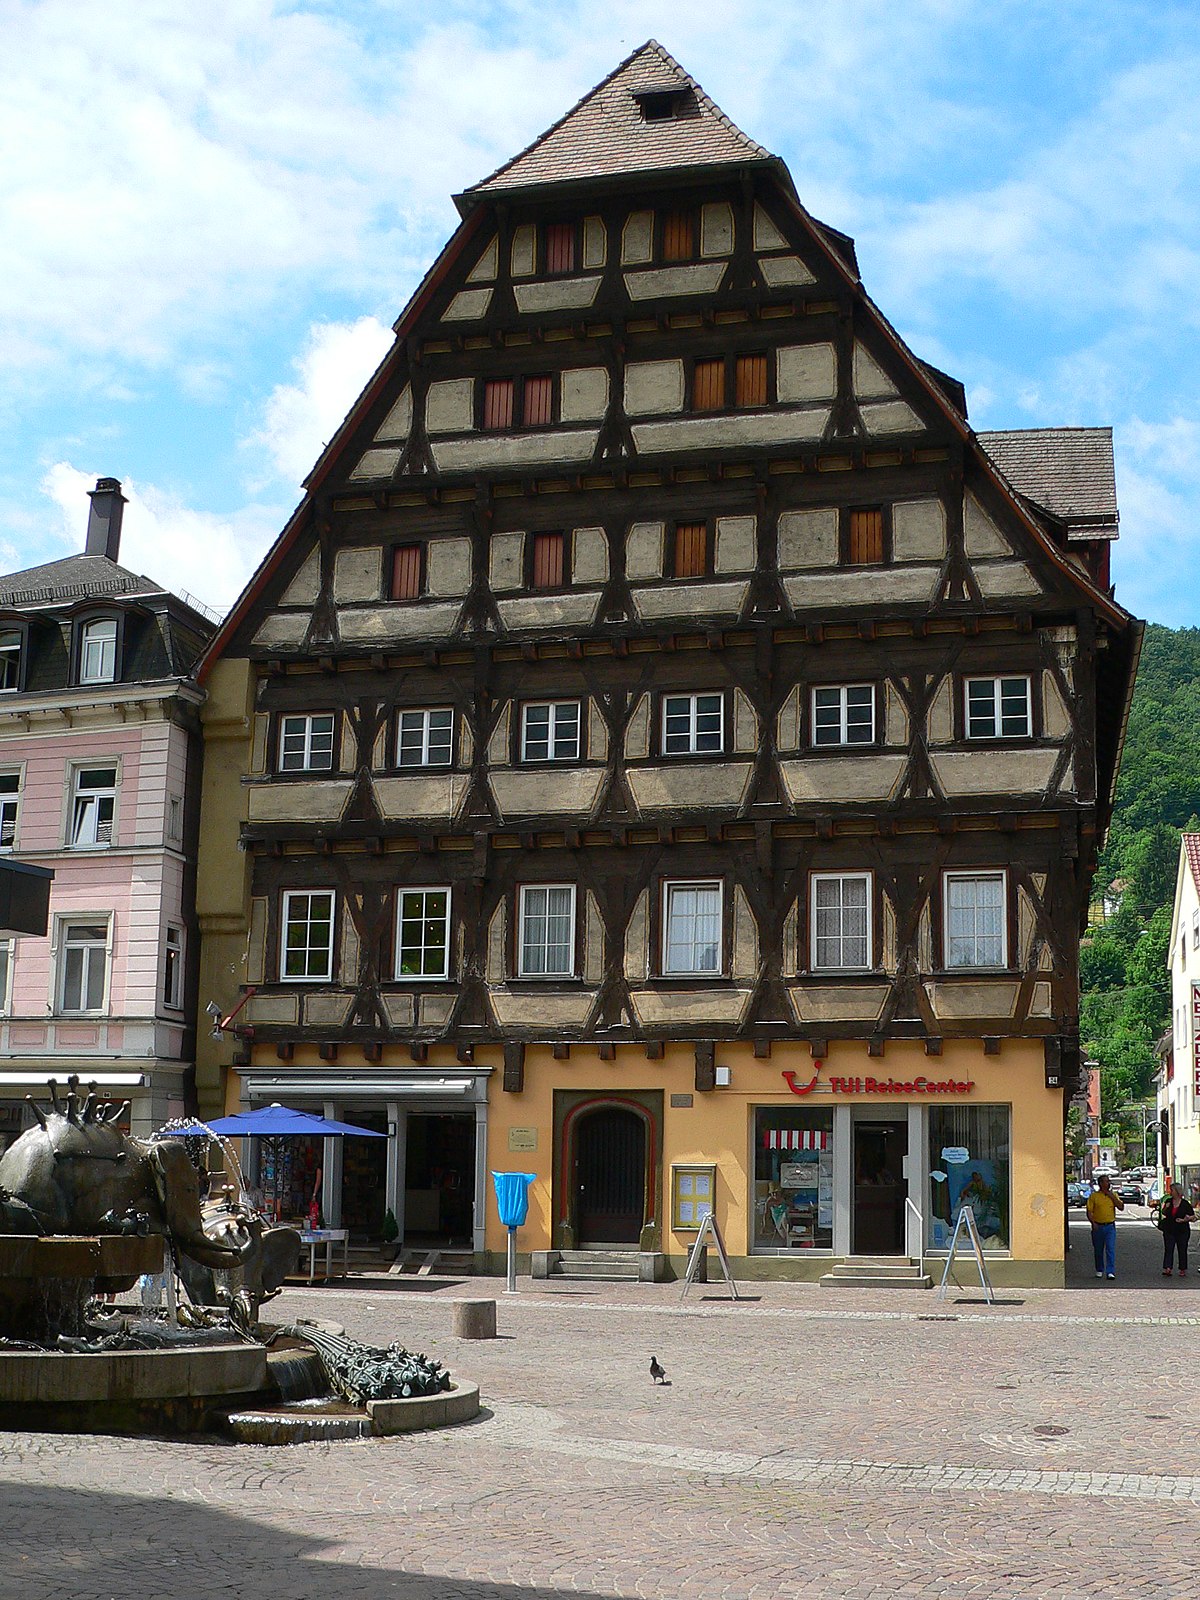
[{"x1": 574, "y1": 1106, "x2": 647, "y2": 1245}]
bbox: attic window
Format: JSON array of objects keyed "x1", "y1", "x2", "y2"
[{"x1": 632, "y1": 86, "x2": 694, "y2": 122}]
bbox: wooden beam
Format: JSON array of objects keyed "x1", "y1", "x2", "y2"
[
  {"x1": 753, "y1": 1039, "x2": 772, "y2": 1060},
  {"x1": 644, "y1": 1041, "x2": 664, "y2": 1060},
  {"x1": 275, "y1": 1042, "x2": 294, "y2": 1063},
  {"x1": 503, "y1": 1041, "x2": 525, "y2": 1093},
  {"x1": 598, "y1": 1043, "x2": 616, "y2": 1062},
  {"x1": 923, "y1": 1037, "x2": 943, "y2": 1057},
  {"x1": 694, "y1": 1041, "x2": 716, "y2": 1093},
  {"x1": 318, "y1": 1042, "x2": 338, "y2": 1063},
  {"x1": 551, "y1": 1043, "x2": 571, "y2": 1061}
]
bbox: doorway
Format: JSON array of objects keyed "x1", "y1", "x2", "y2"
[
  {"x1": 404, "y1": 1114, "x2": 477, "y2": 1247},
  {"x1": 574, "y1": 1106, "x2": 646, "y2": 1245},
  {"x1": 852, "y1": 1119, "x2": 908, "y2": 1255}
]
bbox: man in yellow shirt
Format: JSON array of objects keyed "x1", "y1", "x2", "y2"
[{"x1": 1086, "y1": 1175, "x2": 1125, "y2": 1279}]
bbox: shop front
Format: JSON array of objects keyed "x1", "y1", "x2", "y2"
[{"x1": 233, "y1": 1067, "x2": 491, "y2": 1251}]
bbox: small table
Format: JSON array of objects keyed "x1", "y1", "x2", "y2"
[{"x1": 298, "y1": 1228, "x2": 349, "y2": 1285}]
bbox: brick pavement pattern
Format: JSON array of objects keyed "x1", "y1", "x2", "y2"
[{"x1": 2, "y1": 1216, "x2": 1198, "y2": 1600}]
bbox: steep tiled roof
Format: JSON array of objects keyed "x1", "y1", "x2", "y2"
[
  {"x1": 1184, "y1": 834, "x2": 1200, "y2": 899},
  {"x1": 0, "y1": 554, "x2": 164, "y2": 608},
  {"x1": 462, "y1": 40, "x2": 774, "y2": 203},
  {"x1": 977, "y1": 427, "x2": 1118, "y2": 539}
]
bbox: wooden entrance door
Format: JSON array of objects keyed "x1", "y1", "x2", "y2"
[
  {"x1": 852, "y1": 1119, "x2": 908, "y2": 1254},
  {"x1": 575, "y1": 1107, "x2": 646, "y2": 1245}
]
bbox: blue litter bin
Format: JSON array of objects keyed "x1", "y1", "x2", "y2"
[{"x1": 492, "y1": 1172, "x2": 535, "y2": 1292}]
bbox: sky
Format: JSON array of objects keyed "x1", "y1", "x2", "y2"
[{"x1": 1, "y1": 0, "x2": 1197, "y2": 624}]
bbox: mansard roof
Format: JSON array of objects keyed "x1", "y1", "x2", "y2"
[
  {"x1": 0, "y1": 553, "x2": 166, "y2": 609},
  {"x1": 978, "y1": 427, "x2": 1119, "y2": 540},
  {"x1": 458, "y1": 40, "x2": 775, "y2": 210}
]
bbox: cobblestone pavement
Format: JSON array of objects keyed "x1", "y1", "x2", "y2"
[{"x1": 4, "y1": 1224, "x2": 1200, "y2": 1600}]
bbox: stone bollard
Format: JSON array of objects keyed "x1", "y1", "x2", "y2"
[{"x1": 453, "y1": 1299, "x2": 497, "y2": 1339}]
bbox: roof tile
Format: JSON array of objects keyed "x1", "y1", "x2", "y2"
[{"x1": 977, "y1": 427, "x2": 1118, "y2": 536}]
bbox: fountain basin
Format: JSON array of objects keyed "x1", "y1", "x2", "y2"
[
  {"x1": 0, "y1": 1233, "x2": 163, "y2": 1340},
  {"x1": 367, "y1": 1382, "x2": 480, "y2": 1435}
]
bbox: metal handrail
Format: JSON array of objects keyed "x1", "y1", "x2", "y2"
[{"x1": 905, "y1": 1196, "x2": 924, "y2": 1261}]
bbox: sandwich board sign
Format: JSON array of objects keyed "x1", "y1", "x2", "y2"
[
  {"x1": 936, "y1": 1202, "x2": 995, "y2": 1304},
  {"x1": 680, "y1": 1210, "x2": 740, "y2": 1302}
]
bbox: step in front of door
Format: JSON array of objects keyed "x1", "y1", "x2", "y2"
[
  {"x1": 820, "y1": 1258, "x2": 932, "y2": 1289},
  {"x1": 549, "y1": 1250, "x2": 642, "y2": 1282}
]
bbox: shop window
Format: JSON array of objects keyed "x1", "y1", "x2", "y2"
[
  {"x1": 0, "y1": 629, "x2": 22, "y2": 692},
  {"x1": 530, "y1": 531, "x2": 565, "y2": 589},
  {"x1": 928, "y1": 1104, "x2": 1011, "y2": 1252},
  {"x1": 163, "y1": 925, "x2": 183, "y2": 1009},
  {"x1": 70, "y1": 765, "x2": 116, "y2": 849},
  {"x1": 846, "y1": 508, "x2": 885, "y2": 566},
  {"x1": 672, "y1": 521, "x2": 708, "y2": 578},
  {"x1": 661, "y1": 209, "x2": 696, "y2": 262},
  {"x1": 395, "y1": 888, "x2": 451, "y2": 980},
  {"x1": 944, "y1": 870, "x2": 1007, "y2": 969},
  {"x1": 517, "y1": 884, "x2": 575, "y2": 977},
  {"x1": 58, "y1": 920, "x2": 109, "y2": 1014},
  {"x1": 964, "y1": 676, "x2": 1032, "y2": 739},
  {"x1": 810, "y1": 873, "x2": 872, "y2": 971},
  {"x1": 754, "y1": 1107, "x2": 834, "y2": 1252},
  {"x1": 692, "y1": 359, "x2": 725, "y2": 413},
  {"x1": 77, "y1": 617, "x2": 118, "y2": 684},
  {"x1": 662, "y1": 692, "x2": 723, "y2": 755},
  {"x1": 390, "y1": 544, "x2": 424, "y2": 602},
  {"x1": 280, "y1": 890, "x2": 335, "y2": 982},
  {"x1": 662, "y1": 880, "x2": 722, "y2": 975},
  {"x1": 520, "y1": 700, "x2": 580, "y2": 762},
  {"x1": 482, "y1": 378, "x2": 515, "y2": 431},
  {"x1": 523, "y1": 375, "x2": 554, "y2": 428},
  {"x1": 545, "y1": 222, "x2": 576, "y2": 275},
  {"x1": 735, "y1": 353, "x2": 768, "y2": 408},
  {"x1": 278, "y1": 713, "x2": 336, "y2": 773},
  {"x1": 0, "y1": 774, "x2": 19, "y2": 852},
  {"x1": 396, "y1": 708, "x2": 454, "y2": 768},
  {"x1": 811, "y1": 685, "x2": 874, "y2": 747}
]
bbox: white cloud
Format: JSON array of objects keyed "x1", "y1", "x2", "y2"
[
  {"x1": 248, "y1": 316, "x2": 395, "y2": 489},
  {"x1": 39, "y1": 463, "x2": 284, "y2": 616}
]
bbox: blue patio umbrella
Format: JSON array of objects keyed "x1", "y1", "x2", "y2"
[{"x1": 200, "y1": 1103, "x2": 385, "y2": 1222}]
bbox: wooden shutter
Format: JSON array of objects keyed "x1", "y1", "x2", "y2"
[
  {"x1": 523, "y1": 375, "x2": 554, "y2": 427},
  {"x1": 847, "y1": 509, "x2": 885, "y2": 565},
  {"x1": 662, "y1": 210, "x2": 694, "y2": 262},
  {"x1": 673, "y1": 523, "x2": 707, "y2": 579},
  {"x1": 483, "y1": 379, "x2": 514, "y2": 431},
  {"x1": 735, "y1": 353, "x2": 768, "y2": 408},
  {"x1": 391, "y1": 544, "x2": 422, "y2": 601},
  {"x1": 545, "y1": 223, "x2": 575, "y2": 274},
  {"x1": 692, "y1": 359, "x2": 725, "y2": 412},
  {"x1": 532, "y1": 532, "x2": 565, "y2": 589}
]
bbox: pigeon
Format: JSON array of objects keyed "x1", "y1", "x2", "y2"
[{"x1": 649, "y1": 1356, "x2": 667, "y2": 1385}]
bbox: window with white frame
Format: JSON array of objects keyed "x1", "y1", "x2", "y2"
[
  {"x1": 78, "y1": 617, "x2": 118, "y2": 685},
  {"x1": 278, "y1": 713, "x2": 336, "y2": 772},
  {"x1": 59, "y1": 921, "x2": 109, "y2": 1014},
  {"x1": 395, "y1": 888, "x2": 451, "y2": 980},
  {"x1": 812, "y1": 685, "x2": 875, "y2": 747},
  {"x1": 811, "y1": 873, "x2": 871, "y2": 971},
  {"x1": 396, "y1": 708, "x2": 453, "y2": 768},
  {"x1": 662, "y1": 880, "x2": 723, "y2": 975},
  {"x1": 964, "y1": 676, "x2": 1031, "y2": 739},
  {"x1": 944, "y1": 871, "x2": 1007, "y2": 969},
  {"x1": 70, "y1": 765, "x2": 116, "y2": 848},
  {"x1": 518, "y1": 884, "x2": 575, "y2": 977},
  {"x1": 0, "y1": 773, "x2": 19, "y2": 852},
  {"x1": 662, "y1": 693, "x2": 723, "y2": 755},
  {"x1": 163, "y1": 925, "x2": 183, "y2": 1009},
  {"x1": 0, "y1": 630, "x2": 22, "y2": 692},
  {"x1": 0, "y1": 940, "x2": 12, "y2": 1013},
  {"x1": 520, "y1": 701, "x2": 580, "y2": 762},
  {"x1": 280, "y1": 890, "x2": 335, "y2": 981}
]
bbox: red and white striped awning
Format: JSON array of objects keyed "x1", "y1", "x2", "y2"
[{"x1": 764, "y1": 1129, "x2": 829, "y2": 1150}]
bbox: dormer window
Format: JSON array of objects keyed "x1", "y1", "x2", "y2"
[
  {"x1": 0, "y1": 629, "x2": 22, "y2": 692},
  {"x1": 632, "y1": 86, "x2": 695, "y2": 122},
  {"x1": 78, "y1": 616, "x2": 118, "y2": 685}
]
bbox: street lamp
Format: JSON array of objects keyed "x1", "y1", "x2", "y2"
[{"x1": 1120, "y1": 1104, "x2": 1158, "y2": 1169}]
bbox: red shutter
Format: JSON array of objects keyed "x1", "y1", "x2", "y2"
[
  {"x1": 483, "y1": 379, "x2": 514, "y2": 431},
  {"x1": 735, "y1": 354, "x2": 767, "y2": 408},
  {"x1": 523, "y1": 375, "x2": 554, "y2": 427},
  {"x1": 391, "y1": 544, "x2": 422, "y2": 601},
  {"x1": 662, "y1": 210, "x2": 694, "y2": 262},
  {"x1": 673, "y1": 523, "x2": 707, "y2": 579},
  {"x1": 848, "y1": 509, "x2": 884, "y2": 565},
  {"x1": 692, "y1": 359, "x2": 725, "y2": 412},
  {"x1": 532, "y1": 533, "x2": 565, "y2": 589},
  {"x1": 545, "y1": 223, "x2": 575, "y2": 274}
]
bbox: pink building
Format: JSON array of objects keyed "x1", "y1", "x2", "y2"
[{"x1": 0, "y1": 479, "x2": 214, "y2": 1140}]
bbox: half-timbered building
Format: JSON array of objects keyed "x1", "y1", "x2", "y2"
[{"x1": 195, "y1": 43, "x2": 1140, "y2": 1283}]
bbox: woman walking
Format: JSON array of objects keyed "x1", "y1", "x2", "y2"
[{"x1": 1161, "y1": 1181, "x2": 1196, "y2": 1277}]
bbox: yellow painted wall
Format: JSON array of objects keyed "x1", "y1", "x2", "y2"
[{"x1": 194, "y1": 657, "x2": 255, "y2": 1121}]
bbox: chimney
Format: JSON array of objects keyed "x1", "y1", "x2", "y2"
[{"x1": 85, "y1": 477, "x2": 126, "y2": 561}]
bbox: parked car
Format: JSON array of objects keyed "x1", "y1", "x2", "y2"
[
  {"x1": 1067, "y1": 1180, "x2": 1093, "y2": 1206},
  {"x1": 1113, "y1": 1177, "x2": 1146, "y2": 1205}
]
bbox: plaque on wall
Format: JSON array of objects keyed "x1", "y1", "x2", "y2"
[{"x1": 508, "y1": 1127, "x2": 538, "y2": 1152}]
